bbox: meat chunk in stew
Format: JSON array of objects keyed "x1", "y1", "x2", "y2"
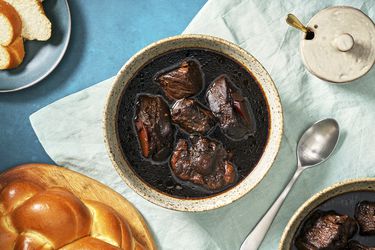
[
  {"x1": 355, "y1": 201, "x2": 375, "y2": 235},
  {"x1": 170, "y1": 136, "x2": 236, "y2": 190},
  {"x1": 134, "y1": 95, "x2": 174, "y2": 161},
  {"x1": 171, "y1": 98, "x2": 215, "y2": 134},
  {"x1": 295, "y1": 210, "x2": 357, "y2": 250},
  {"x1": 154, "y1": 60, "x2": 203, "y2": 100},
  {"x1": 206, "y1": 75, "x2": 256, "y2": 140}
]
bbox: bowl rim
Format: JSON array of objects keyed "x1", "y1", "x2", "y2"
[
  {"x1": 279, "y1": 177, "x2": 375, "y2": 249},
  {"x1": 103, "y1": 34, "x2": 283, "y2": 212}
]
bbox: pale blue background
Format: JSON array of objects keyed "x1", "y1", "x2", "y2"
[{"x1": 0, "y1": 0, "x2": 206, "y2": 169}]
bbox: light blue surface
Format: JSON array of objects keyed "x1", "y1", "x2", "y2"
[
  {"x1": 0, "y1": 0, "x2": 206, "y2": 170},
  {"x1": 0, "y1": 0, "x2": 71, "y2": 92}
]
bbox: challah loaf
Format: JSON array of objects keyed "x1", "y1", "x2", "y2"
[
  {"x1": 0, "y1": 0, "x2": 22, "y2": 46},
  {"x1": 0, "y1": 181, "x2": 147, "y2": 250}
]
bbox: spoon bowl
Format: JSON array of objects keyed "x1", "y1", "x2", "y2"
[{"x1": 297, "y1": 118, "x2": 340, "y2": 167}]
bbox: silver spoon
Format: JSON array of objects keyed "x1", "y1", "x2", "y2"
[{"x1": 240, "y1": 118, "x2": 340, "y2": 250}]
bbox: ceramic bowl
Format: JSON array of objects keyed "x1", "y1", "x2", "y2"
[
  {"x1": 104, "y1": 34, "x2": 283, "y2": 212},
  {"x1": 279, "y1": 178, "x2": 375, "y2": 249}
]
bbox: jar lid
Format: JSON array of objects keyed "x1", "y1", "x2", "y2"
[{"x1": 300, "y1": 6, "x2": 375, "y2": 83}]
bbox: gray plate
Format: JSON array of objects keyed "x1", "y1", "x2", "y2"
[{"x1": 0, "y1": 0, "x2": 71, "y2": 92}]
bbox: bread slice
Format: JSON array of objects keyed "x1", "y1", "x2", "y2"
[
  {"x1": 4, "y1": 0, "x2": 51, "y2": 41},
  {"x1": 0, "y1": 0, "x2": 22, "y2": 46},
  {"x1": 0, "y1": 36, "x2": 25, "y2": 69}
]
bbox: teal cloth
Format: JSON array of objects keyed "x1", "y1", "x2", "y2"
[{"x1": 30, "y1": 0, "x2": 375, "y2": 249}]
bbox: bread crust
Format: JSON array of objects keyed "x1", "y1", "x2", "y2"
[
  {"x1": 0, "y1": 0, "x2": 22, "y2": 46},
  {"x1": 0, "y1": 181, "x2": 43, "y2": 213},
  {"x1": 4, "y1": 0, "x2": 51, "y2": 41},
  {"x1": 11, "y1": 187, "x2": 92, "y2": 248},
  {"x1": 0, "y1": 36, "x2": 24, "y2": 70},
  {"x1": 0, "y1": 218, "x2": 17, "y2": 250},
  {"x1": 84, "y1": 200, "x2": 135, "y2": 249},
  {"x1": 60, "y1": 237, "x2": 123, "y2": 250},
  {"x1": 0, "y1": 165, "x2": 152, "y2": 250}
]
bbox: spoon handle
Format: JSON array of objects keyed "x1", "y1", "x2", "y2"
[
  {"x1": 286, "y1": 14, "x2": 309, "y2": 33},
  {"x1": 240, "y1": 167, "x2": 303, "y2": 250}
]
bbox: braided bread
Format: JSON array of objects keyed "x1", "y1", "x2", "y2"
[{"x1": 0, "y1": 180, "x2": 146, "y2": 250}]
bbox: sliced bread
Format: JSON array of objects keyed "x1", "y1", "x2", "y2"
[
  {"x1": 4, "y1": 0, "x2": 51, "y2": 41},
  {"x1": 0, "y1": 0, "x2": 22, "y2": 46},
  {"x1": 0, "y1": 36, "x2": 25, "y2": 69}
]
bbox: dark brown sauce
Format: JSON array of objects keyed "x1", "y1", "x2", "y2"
[
  {"x1": 117, "y1": 48, "x2": 270, "y2": 198},
  {"x1": 293, "y1": 191, "x2": 375, "y2": 249}
]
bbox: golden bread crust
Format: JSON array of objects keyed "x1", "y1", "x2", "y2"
[
  {"x1": 0, "y1": 178, "x2": 148, "y2": 250},
  {"x1": 0, "y1": 0, "x2": 22, "y2": 46},
  {"x1": 11, "y1": 187, "x2": 92, "y2": 248},
  {"x1": 60, "y1": 237, "x2": 123, "y2": 250}
]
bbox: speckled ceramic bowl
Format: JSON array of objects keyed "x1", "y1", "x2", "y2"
[
  {"x1": 104, "y1": 34, "x2": 283, "y2": 212},
  {"x1": 279, "y1": 178, "x2": 375, "y2": 249}
]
